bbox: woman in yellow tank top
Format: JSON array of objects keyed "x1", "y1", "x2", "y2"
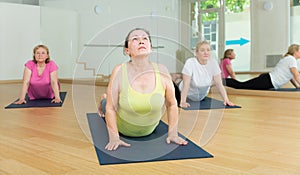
[{"x1": 98, "y1": 28, "x2": 188, "y2": 151}]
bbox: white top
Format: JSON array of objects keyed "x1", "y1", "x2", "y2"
[
  {"x1": 179, "y1": 57, "x2": 221, "y2": 101},
  {"x1": 269, "y1": 55, "x2": 297, "y2": 89}
]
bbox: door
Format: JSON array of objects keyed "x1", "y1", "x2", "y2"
[{"x1": 190, "y1": 0, "x2": 225, "y2": 59}]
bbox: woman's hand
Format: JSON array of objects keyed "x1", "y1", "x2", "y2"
[
  {"x1": 13, "y1": 99, "x2": 26, "y2": 104},
  {"x1": 180, "y1": 101, "x2": 190, "y2": 108},
  {"x1": 51, "y1": 98, "x2": 62, "y2": 103},
  {"x1": 105, "y1": 139, "x2": 131, "y2": 151},
  {"x1": 224, "y1": 99, "x2": 235, "y2": 106},
  {"x1": 166, "y1": 135, "x2": 188, "y2": 145}
]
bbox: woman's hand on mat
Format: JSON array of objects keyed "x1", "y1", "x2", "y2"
[
  {"x1": 180, "y1": 101, "x2": 190, "y2": 108},
  {"x1": 13, "y1": 99, "x2": 26, "y2": 104},
  {"x1": 51, "y1": 98, "x2": 62, "y2": 103},
  {"x1": 224, "y1": 99, "x2": 235, "y2": 106},
  {"x1": 166, "y1": 135, "x2": 188, "y2": 146},
  {"x1": 105, "y1": 139, "x2": 131, "y2": 151}
]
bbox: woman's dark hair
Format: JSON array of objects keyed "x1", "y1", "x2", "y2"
[
  {"x1": 32, "y1": 44, "x2": 50, "y2": 63},
  {"x1": 123, "y1": 28, "x2": 152, "y2": 55},
  {"x1": 222, "y1": 49, "x2": 234, "y2": 60}
]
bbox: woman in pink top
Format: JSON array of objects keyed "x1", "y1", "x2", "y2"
[
  {"x1": 14, "y1": 45, "x2": 61, "y2": 104},
  {"x1": 220, "y1": 49, "x2": 237, "y2": 80}
]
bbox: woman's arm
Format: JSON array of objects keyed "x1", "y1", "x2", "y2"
[
  {"x1": 213, "y1": 74, "x2": 235, "y2": 106},
  {"x1": 290, "y1": 67, "x2": 300, "y2": 88},
  {"x1": 290, "y1": 79, "x2": 300, "y2": 88},
  {"x1": 225, "y1": 64, "x2": 237, "y2": 79},
  {"x1": 14, "y1": 67, "x2": 31, "y2": 104},
  {"x1": 50, "y1": 70, "x2": 61, "y2": 103},
  {"x1": 179, "y1": 74, "x2": 191, "y2": 108},
  {"x1": 105, "y1": 64, "x2": 130, "y2": 151},
  {"x1": 158, "y1": 64, "x2": 188, "y2": 145}
]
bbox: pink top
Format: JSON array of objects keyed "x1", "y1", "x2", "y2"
[
  {"x1": 220, "y1": 58, "x2": 231, "y2": 78},
  {"x1": 25, "y1": 60, "x2": 59, "y2": 100}
]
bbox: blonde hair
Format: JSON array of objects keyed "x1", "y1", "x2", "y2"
[
  {"x1": 284, "y1": 44, "x2": 300, "y2": 57},
  {"x1": 195, "y1": 40, "x2": 211, "y2": 53}
]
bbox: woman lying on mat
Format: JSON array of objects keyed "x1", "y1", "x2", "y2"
[
  {"x1": 14, "y1": 44, "x2": 61, "y2": 104},
  {"x1": 177, "y1": 40, "x2": 235, "y2": 108},
  {"x1": 98, "y1": 28, "x2": 188, "y2": 151},
  {"x1": 225, "y1": 44, "x2": 300, "y2": 90}
]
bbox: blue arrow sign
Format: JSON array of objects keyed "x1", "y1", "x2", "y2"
[{"x1": 226, "y1": 38, "x2": 249, "y2": 46}]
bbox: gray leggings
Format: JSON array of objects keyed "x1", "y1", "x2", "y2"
[{"x1": 100, "y1": 99, "x2": 107, "y2": 115}]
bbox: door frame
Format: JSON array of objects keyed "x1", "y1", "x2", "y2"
[{"x1": 196, "y1": 0, "x2": 225, "y2": 59}]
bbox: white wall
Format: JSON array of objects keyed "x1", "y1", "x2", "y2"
[
  {"x1": 0, "y1": 3, "x2": 40, "y2": 80},
  {"x1": 40, "y1": 0, "x2": 181, "y2": 79},
  {"x1": 291, "y1": 6, "x2": 300, "y2": 69},
  {"x1": 0, "y1": 3, "x2": 78, "y2": 80},
  {"x1": 40, "y1": 7, "x2": 78, "y2": 79},
  {"x1": 250, "y1": 0, "x2": 290, "y2": 72},
  {"x1": 1, "y1": 1, "x2": 299, "y2": 81}
]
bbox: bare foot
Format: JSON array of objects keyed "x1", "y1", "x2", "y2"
[{"x1": 98, "y1": 93, "x2": 107, "y2": 117}]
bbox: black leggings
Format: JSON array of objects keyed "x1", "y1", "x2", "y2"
[
  {"x1": 173, "y1": 81, "x2": 181, "y2": 106},
  {"x1": 224, "y1": 73, "x2": 274, "y2": 90}
]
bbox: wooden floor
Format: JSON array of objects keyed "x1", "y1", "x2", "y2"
[{"x1": 1, "y1": 82, "x2": 300, "y2": 175}]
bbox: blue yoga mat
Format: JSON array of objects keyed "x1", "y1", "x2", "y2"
[
  {"x1": 4, "y1": 92, "x2": 67, "y2": 109},
  {"x1": 183, "y1": 97, "x2": 241, "y2": 110},
  {"x1": 87, "y1": 113, "x2": 213, "y2": 165}
]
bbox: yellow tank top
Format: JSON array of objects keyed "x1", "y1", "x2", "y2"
[{"x1": 117, "y1": 62, "x2": 165, "y2": 137}]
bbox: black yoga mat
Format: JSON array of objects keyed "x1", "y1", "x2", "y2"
[
  {"x1": 269, "y1": 88, "x2": 300, "y2": 91},
  {"x1": 87, "y1": 113, "x2": 213, "y2": 165},
  {"x1": 183, "y1": 97, "x2": 241, "y2": 110},
  {"x1": 5, "y1": 92, "x2": 66, "y2": 109}
]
